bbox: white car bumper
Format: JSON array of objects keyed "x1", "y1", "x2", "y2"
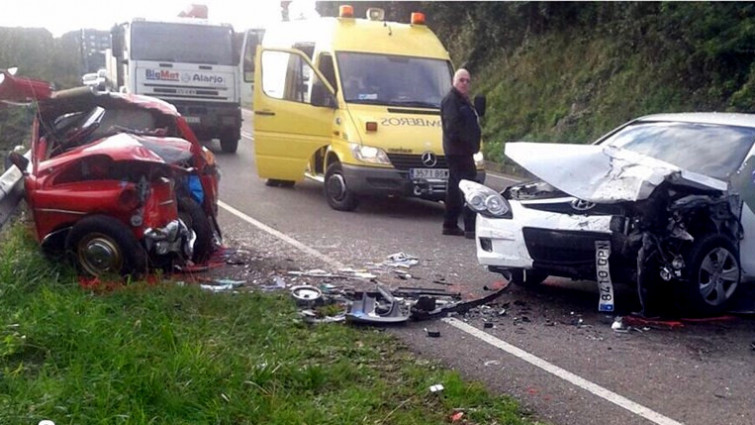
[{"x1": 474, "y1": 198, "x2": 614, "y2": 269}]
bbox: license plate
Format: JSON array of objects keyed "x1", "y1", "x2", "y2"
[
  {"x1": 184, "y1": 116, "x2": 200, "y2": 124},
  {"x1": 595, "y1": 240, "x2": 615, "y2": 312},
  {"x1": 410, "y1": 168, "x2": 448, "y2": 180}
]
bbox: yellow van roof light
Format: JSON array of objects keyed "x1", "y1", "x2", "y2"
[
  {"x1": 339, "y1": 5, "x2": 354, "y2": 18},
  {"x1": 411, "y1": 12, "x2": 426, "y2": 25},
  {"x1": 366, "y1": 8, "x2": 385, "y2": 21}
]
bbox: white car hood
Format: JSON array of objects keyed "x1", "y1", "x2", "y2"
[{"x1": 505, "y1": 142, "x2": 728, "y2": 203}]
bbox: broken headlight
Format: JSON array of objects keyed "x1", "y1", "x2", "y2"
[{"x1": 460, "y1": 179, "x2": 512, "y2": 218}]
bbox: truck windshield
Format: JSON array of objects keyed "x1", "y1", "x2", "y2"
[
  {"x1": 336, "y1": 52, "x2": 452, "y2": 108},
  {"x1": 130, "y1": 21, "x2": 234, "y2": 65}
]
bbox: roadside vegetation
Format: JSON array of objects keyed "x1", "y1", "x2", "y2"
[{"x1": 0, "y1": 221, "x2": 543, "y2": 425}]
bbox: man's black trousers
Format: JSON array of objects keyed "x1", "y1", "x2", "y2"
[{"x1": 443, "y1": 154, "x2": 477, "y2": 231}]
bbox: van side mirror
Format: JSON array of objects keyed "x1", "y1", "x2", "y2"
[
  {"x1": 474, "y1": 95, "x2": 486, "y2": 118},
  {"x1": 311, "y1": 82, "x2": 337, "y2": 108},
  {"x1": 7, "y1": 151, "x2": 29, "y2": 174}
]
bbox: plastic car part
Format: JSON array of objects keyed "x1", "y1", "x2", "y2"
[
  {"x1": 410, "y1": 281, "x2": 511, "y2": 321},
  {"x1": 65, "y1": 215, "x2": 148, "y2": 278},
  {"x1": 346, "y1": 284, "x2": 408, "y2": 325},
  {"x1": 507, "y1": 269, "x2": 548, "y2": 287}
]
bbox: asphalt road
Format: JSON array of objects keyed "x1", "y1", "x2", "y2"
[{"x1": 207, "y1": 108, "x2": 755, "y2": 425}]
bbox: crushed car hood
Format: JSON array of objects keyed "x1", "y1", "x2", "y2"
[
  {"x1": 41, "y1": 133, "x2": 193, "y2": 170},
  {"x1": 505, "y1": 142, "x2": 728, "y2": 203}
]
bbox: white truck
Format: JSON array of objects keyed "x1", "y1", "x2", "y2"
[{"x1": 107, "y1": 17, "x2": 243, "y2": 153}]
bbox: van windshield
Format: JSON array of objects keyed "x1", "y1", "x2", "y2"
[{"x1": 337, "y1": 52, "x2": 452, "y2": 108}]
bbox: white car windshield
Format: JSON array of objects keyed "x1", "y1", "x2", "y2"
[
  {"x1": 601, "y1": 121, "x2": 755, "y2": 180},
  {"x1": 336, "y1": 52, "x2": 452, "y2": 108}
]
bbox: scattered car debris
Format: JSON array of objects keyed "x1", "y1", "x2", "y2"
[
  {"x1": 384, "y1": 252, "x2": 419, "y2": 268},
  {"x1": 200, "y1": 279, "x2": 244, "y2": 293},
  {"x1": 291, "y1": 285, "x2": 324, "y2": 306},
  {"x1": 429, "y1": 384, "x2": 444, "y2": 393},
  {"x1": 424, "y1": 328, "x2": 441, "y2": 337}
]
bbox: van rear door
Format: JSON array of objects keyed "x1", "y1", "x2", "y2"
[{"x1": 253, "y1": 48, "x2": 336, "y2": 182}]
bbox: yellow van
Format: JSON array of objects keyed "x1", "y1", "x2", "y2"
[{"x1": 251, "y1": 5, "x2": 486, "y2": 211}]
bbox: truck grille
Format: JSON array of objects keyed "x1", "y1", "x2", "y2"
[{"x1": 386, "y1": 154, "x2": 448, "y2": 170}]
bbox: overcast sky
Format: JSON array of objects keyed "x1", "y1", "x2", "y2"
[{"x1": 0, "y1": 0, "x2": 318, "y2": 36}]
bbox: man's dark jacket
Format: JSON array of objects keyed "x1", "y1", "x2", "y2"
[{"x1": 441, "y1": 88, "x2": 481, "y2": 156}]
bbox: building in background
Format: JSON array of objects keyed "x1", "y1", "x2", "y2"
[{"x1": 78, "y1": 29, "x2": 110, "y2": 73}]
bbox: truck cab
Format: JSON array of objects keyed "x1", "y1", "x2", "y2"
[{"x1": 248, "y1": 5, "x2": 485, "y2": 211}]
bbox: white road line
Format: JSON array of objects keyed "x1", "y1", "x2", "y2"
[
  {"x1": 218, "y1": 200, "x2": 346, "y2": 270},
  {"x1": 241, "y1": 131, "x2": 253, "y2": 140},
  {"x1": 442, "y1": 318, "x2": 685, "y2": 425}
]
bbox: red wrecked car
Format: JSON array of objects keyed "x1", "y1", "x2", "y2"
[{"x1": 1, "y1": 68, "x2": 221, "y2": 277}]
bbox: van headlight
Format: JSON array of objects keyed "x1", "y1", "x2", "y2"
[
  {"x1": 459, "y1": 179, "x2": 512, "y2": 218},
  {"x1": 473, "y1": 151, "x2": 485, "y2": 168},
  {"x1": 350, "y1": 143, "x2": 391, "y2": 165}
]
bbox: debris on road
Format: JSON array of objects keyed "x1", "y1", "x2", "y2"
[{"x1": 429, "y1": 384, "x2": 444, "y2": 393}]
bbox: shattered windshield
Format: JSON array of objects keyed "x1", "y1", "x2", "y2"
[
  {"x1": 601, "y1": 121, "x2": 755, "y2": 180},
  {"x1": 336, "y1": 52, "x2": 452, "y2": 108}
]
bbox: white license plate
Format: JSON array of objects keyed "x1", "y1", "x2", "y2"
[
  {"x1": 183, "y1": 116, "x2": 200, "y2": 123},
  {"x1": 595, "y1": 240, "x2": 615, "y2": 312},
  {"x1": 410, "y1": 168, "x2": 449, "y2": 180}
]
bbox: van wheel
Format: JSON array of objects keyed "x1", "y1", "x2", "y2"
[
  {"x1": 65, "y1": 215, "x2": 147, "y2": 278},
  {"x1": 220, "y1": 131, "x2": 239, "y2": 153},
  {"x1": 325, "y1": 162, "x2": 358, "y2": 211},
  {"x1": 178, "y1": 196, "x2": 214, "y2": 264},
  {"x1": 679, "y1": 234, "x2": 741, "y2": 317}
]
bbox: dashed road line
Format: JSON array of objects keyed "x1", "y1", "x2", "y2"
[{"x1": 443, "y1": 318, "x2": 685, "y2": 425}]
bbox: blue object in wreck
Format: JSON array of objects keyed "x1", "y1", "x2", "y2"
[{"x1": 189, "y1": 174, "x2": 204, "y2": 204}]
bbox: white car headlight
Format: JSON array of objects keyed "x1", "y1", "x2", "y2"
[
  {"x1": 350, "y1": 143, "x2": 391, "y2": 165},
  {"x1": 473, "y1": 151, "x2": 485, "y2": 167},
  {"x1": 459, "y1": 179, "x2": 512, "y2": 218}
]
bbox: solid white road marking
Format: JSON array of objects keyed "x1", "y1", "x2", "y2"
[
  {"x1": 442, "y1": 318, "x2": 685, "y2": 425},
  {"x1": 218, "y1": 200, "x2": 346, "y2": 270}
]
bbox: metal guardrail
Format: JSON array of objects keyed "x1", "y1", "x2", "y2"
[{"x1": 0, "y1": 153, "x2": 28, "y2": 228}]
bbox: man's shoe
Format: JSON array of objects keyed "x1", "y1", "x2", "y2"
[
  {"x1": 465, "y1": 231, "x2": 475, "y2": 239},
  {"x1": 442, "y1": 227, "x2": 465, "y2": 236}
]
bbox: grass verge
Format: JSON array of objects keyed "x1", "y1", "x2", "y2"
[{"x1": 0, "y1": 222, "x2": 544, "y2": 425}]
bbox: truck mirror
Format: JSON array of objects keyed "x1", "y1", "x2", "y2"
[{"x1": 474, "y1": 95, "x2": 486, "y2": 118}]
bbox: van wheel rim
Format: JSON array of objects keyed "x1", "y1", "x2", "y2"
[
  {"x1": 327, "y1": 174, "x2": 347, "y2": 201},
  {"x1": 78, "y1": 234, "x2": 123, "y2": 275}
]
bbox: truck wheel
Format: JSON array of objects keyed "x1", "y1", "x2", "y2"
[
  {"x1": 65, "y1": 215, "x2": 147, "y2": 278},
  {"x1": 324, "y1": 162, "x2": 358, "y2": 211},
  {"x1": 507, "y1": 269, "x2": 548, "y2": 287},
  {"x1": 178, "y1": 196, "x2": 214, "y2": 264},
  {"x1": 679, "y1": 234, "x2": 741, "y2": 317},
  {"x1": 220, "y1": 131, "x2": 239, "y2": 153}
]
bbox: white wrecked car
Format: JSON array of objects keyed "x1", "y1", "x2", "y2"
[{"x1": 461, "y1": 113, "x2": 755, "y2": 317}]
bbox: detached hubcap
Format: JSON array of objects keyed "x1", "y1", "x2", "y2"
[{"x1": 78, "y1": 234, "x2": 123, "y2": 275}]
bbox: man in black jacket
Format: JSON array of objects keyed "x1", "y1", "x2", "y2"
[{"x1": 440, "y1": 68, "x2": 481, "y2": 238}]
